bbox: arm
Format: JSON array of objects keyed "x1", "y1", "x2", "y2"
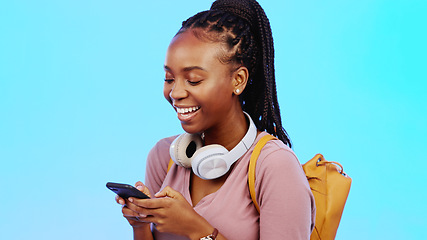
[{"x1": 115, "y1": 137, "x2": 175, "y2": 239}]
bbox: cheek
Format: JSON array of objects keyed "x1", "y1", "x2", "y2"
[{"x1": 199, "y1": 83, "x2": 233, "y2": 106}]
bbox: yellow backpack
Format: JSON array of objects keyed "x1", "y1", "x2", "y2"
[
  {"x1": 167, "y1": 134, "x2": 352, "y2": 240},
  {"x1": 249, "y1": 134, "x2": 352, "y2": 240}
]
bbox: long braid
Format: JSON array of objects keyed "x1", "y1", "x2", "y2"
[{"x1": 178, "y1": 0, "x2": 291, "y2": 147}]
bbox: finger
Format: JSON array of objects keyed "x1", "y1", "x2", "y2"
[
  {"x1": 124, "y1": 213, "x2": 151, "y2": 224},
  {"x1": 129, "y1": 196, "x2": 177, "y2": 210},
  {"x1": 140, "y1": 215, "x2": 157, "y2": 224},
  {"x1": 125, "y1": 199, "x2": 154, "y2": 216},
  {"x1": 127, "y1": 215, "x2": 154, "y2": 223},
  {"x1": 154, "y1": 186, "x2": 185, "y2": 200},
  {"x1": 122, "y1": 205, "x2": 139, "y2": 217},
  {"x1": 115, "y1": 195, "x2": 125, "y2": 205},
  {"x1": 122, "y1": 204, "x2": 150, "y2": 217},
  {"x1": 135, "y1": 181, "x2": 152, "y2": 198},
  {"x1": 135, "y1": 181, "x2": 144, "y2": 187},
  {"x1": 126, "y1": 216, "x2": 144, "y2": 222}
]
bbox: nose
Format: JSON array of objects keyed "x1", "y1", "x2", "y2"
[{"x1": 169, "y1": 79, "x2": 188, "y2": 101}]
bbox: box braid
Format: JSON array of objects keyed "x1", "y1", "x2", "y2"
[{"x1": 177, "y1": 0, "x2": 291, "y2": 147}]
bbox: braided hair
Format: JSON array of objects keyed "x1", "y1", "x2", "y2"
[{"x1": 177, "y1": 0, "x2": 292, "y2": 147}]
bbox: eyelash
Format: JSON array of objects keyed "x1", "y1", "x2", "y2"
[
  {"x1": 164, "y1": 78, "x2": 174, "y2": 84},
  {"x1": 187, "y1": 80, "x2": 202, "y2": 86},
  {"x1": 164, "y1": 78, "x2": 202, "y2": 86}
]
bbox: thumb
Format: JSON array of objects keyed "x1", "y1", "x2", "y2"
[
  {"x1": 154, "y1": 186, "x2": 184, "y2": 200},
  {"x1": 135, "y1": 181, "x2": 152, "y2": 198}
]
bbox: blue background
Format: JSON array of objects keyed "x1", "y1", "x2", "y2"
[{"x1": 1, "y1": 0, "x2": 426, "y2": 239}]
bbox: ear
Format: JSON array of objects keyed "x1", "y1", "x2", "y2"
[{"x1": 232, "y1": 66, "x2": 249, "y2": 95}]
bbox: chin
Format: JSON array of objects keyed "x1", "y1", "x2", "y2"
[{"x1": 180, "y1": 123, "x2": 203, "y2": 135}]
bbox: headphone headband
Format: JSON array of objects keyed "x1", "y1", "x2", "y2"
[{"x1": 226, "y1": 112, "x2": 257, "y2": 161}]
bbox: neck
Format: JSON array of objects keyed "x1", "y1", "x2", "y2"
[{"x1": 203, "y1": 110, "x2": 248, "y2": 151}]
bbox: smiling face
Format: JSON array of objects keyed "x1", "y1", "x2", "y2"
[{"x1": 163, "y1": 29, "x2": 244, "y2": 135}]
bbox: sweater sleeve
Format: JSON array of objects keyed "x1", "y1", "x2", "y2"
[
  {"x1": 255, "y1": 141, "x2": 316, "y2": 240},
  {"x1": 144, "y1": 136, "x2": 177, "y2": 195}
]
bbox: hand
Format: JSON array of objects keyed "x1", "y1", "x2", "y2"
[
  {"x1": 115, "y1": 181, "x2": 152, "y2": 228},
  {"x1": 126, "y1": 186, "x2": 213, "y2": 239}
]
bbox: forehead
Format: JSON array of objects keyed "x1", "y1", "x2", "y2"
[{"x1": 165, "y1": 30, "x2": 226, "y2": 71}]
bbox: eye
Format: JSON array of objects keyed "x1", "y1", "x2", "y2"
[
  {"x1": 164, "y1": 78, "x2": 174, "y2": 84},
  {"x1": 187, "y1": 79, "x2": 202, "y2": 86}
]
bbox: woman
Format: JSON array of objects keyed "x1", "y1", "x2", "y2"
[{"x1": 116, "y1": 0, "x2": 315, "y2": 239}]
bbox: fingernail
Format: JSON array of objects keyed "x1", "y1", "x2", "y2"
[
  {"x1": 139, "y1": 214, "x2": 147, "y2": 217},
  {"x1": 128, "y1": 198, "x2": 133, "y2": 203},
  {"x1": 137, "y1": 185, "x2": 143, "y2": 190},
  {"x1": 119, "y1": 199, "x2": 125, "y2": 205}
]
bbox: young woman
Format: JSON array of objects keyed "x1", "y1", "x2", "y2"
[{"x1": 116, "y1": 0, "x2": 315, "y2": 239}]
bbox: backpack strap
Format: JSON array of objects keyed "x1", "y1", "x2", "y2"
[
  {"x1": 248, "y1": 134, "x2": 277, "y2": 213},
  {"x1": 167, "y1": 158, "x2": 174, "y2": 172}
]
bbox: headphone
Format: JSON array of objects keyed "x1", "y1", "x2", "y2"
[{"x1": 169, "y1": 112, "x2": 257, "y2": 180}]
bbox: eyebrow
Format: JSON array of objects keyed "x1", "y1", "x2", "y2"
[{"x1": 164, "y1": 65, "x2": 207, "y2": 73}]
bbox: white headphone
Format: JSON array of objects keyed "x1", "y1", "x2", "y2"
[{"x1": 169, "y1": 112, "x2": 257, "y2": 180}]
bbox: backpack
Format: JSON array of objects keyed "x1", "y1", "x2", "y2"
[
  {"x1": 249, "y1": 134, "x2": 352, "y2": 240},
  {"x1": 167, "y1": 134, "x2": 352, "y2": 240}
]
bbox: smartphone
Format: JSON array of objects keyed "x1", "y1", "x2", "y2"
[{"x1": 106, "y1": 182, "x2": 150, "y2": 199}]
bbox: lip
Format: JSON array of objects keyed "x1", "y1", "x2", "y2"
[{"x1": 174, "y1": 105, "x2": 200, "y2": 122}]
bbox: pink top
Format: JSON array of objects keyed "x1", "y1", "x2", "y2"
[{"x1": 145, "y1": 132, "x2": 316, "y2": 240}]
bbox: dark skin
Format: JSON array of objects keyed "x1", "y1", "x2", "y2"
[{"x1": 116, "y1": 29, "x2": 250, "y2": 240}]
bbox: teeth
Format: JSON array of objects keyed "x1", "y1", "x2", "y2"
[{"x1": 177, "y1": 106, "x2": 200, "y2": 114}]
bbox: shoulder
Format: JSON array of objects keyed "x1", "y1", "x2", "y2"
[
  {"x1": 253, "y1": 133, "x2": 309, "y2": 197},
  {"x1": 147, "y1": 135, "x2": 177, "y2": 167},
  {"x1": 150, "y1": 135, "x2": 177, "y2": 152},
  {"x1": 254, "y1": 133, "x2": 300, "y2": 173},
  {"x1": 145, "y1": 135, "x2": 178, "y2": 191}
]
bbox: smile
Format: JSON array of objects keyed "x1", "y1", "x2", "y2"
[
  {"x1": 176, "y1": 106, "x2": 200, "y2": 114},
  {"x1": 175, "y1": 106, "x2": 201, "y2": 122}
]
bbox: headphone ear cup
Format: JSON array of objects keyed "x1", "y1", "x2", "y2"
[
  {"x1": 191, "y1": 144, "x2": 230, "y2": 180},
  {"x1": 170, "y1": 133, "x2": 203, "y2": 168}
]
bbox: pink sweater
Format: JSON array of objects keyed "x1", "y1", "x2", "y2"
[{"x1": 145, "y1": 132, "x2": 315, "y2": 240}]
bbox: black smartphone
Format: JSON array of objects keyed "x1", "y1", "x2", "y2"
[{"x1": 106, "y1": 182, "x2": 150, "y2": 199}]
